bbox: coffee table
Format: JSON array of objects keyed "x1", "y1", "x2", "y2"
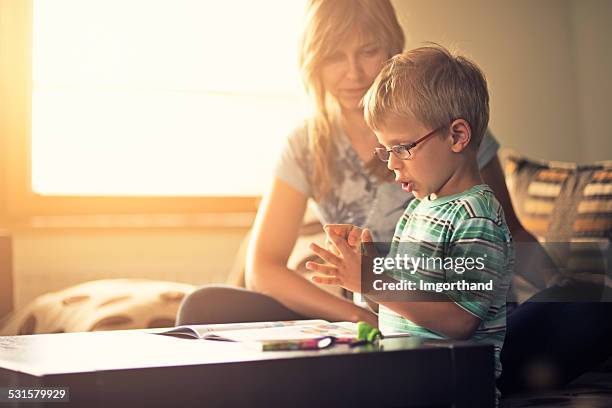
[{"x1": 0, "y1": 329, "x2": 495, "y2": 407}]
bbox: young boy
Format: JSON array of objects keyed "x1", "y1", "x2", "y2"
[{"x1": 306, "y1": 44, "x2": 514, "y2": 390}]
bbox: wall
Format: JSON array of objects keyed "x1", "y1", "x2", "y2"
[
  {"x1": 569, "y1": 0, "x2": 612, "y2": 162},
  {"x1": 11, "y1": 228, "x2": 247, "y2": 310},
  {"x1": 393, "y1": 0, "x2": 611, "y2": 163}
]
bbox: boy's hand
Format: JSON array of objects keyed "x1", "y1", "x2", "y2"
[
  {"x1": 306, "y1": 227, "x2": 374, "y2": 294},
  {"x1": 323, "y1": 224, "x2": 364, "y2": 252}
]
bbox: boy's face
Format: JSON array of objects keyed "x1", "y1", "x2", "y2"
[{"x1": 375, "y1": 114, "x2": 460, "y2": 200}]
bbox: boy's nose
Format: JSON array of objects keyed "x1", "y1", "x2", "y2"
[{"x1": 387, "y1": 151, "x2": 402, "y2": 171}]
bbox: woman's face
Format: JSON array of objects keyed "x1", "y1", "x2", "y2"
[{"x1": 320, "y1": 34, "x2": 388, "y2": 112}]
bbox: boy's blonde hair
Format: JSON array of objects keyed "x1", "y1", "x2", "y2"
[
  {"x1": 299, "y1": 0, "x2": 404, "y2": 198},
  {"x1": 363, "y1": 44, "x2": 489, "y2": 149}
]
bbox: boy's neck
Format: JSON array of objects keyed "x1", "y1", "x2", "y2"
[{"x1": 433, "y1": 154, "x2": 483, "y2": 199}]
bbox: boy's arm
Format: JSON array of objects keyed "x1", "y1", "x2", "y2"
[{"x1": 365, "y1": 273, "x2": 481, "y2": 339}]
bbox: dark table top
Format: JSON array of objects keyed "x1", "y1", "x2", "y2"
[
  {"x1": 0, "y1": 329, "x2": 496, "y2": 407},
  {"x1": 0, "y1": 328, "x2": 483, "y2": 376}
]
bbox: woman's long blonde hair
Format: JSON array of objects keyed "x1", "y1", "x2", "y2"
[{"x1": 299, "y1": 0, "x2": 405, "y2": 199}]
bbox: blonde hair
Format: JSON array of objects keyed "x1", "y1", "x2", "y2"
[
  {"x1": 364, "y1": 44, "x2": 490, "y2": 149},
  {"x1": 299, "y1": 0, "x2": 404, "y2": 199}
]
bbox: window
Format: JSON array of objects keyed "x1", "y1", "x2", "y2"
[
  {"x1": 1, "y1": 0, "x2": 309, "y2": 221},
  {"x1": 32, "y1": 0, "x2": 308, "y2": 197}
]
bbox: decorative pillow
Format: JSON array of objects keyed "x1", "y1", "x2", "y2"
[
  {"x1": 504, "y1": 153, "x2": 611, "y2": 291},
  {"x1": 0, "y1": 279, "x2": 196, "y2": 335},
  {"x1": 504, "y1": 154, "x2": 612, "y2": 242}
]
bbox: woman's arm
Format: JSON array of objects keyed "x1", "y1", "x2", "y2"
[
  {"x1": 480, "y1": 155, "x2": 522, "y2": 233},
  {"x1": 245, "y1": 178, "x2": 377, "y2": 325}
]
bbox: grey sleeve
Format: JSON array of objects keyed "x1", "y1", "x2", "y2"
[
  {"x1": 273, "y1": 123, "x2": 313, "y2": 198},
  {"x1": 476, "y1": 128, "x2": 501, "y2": 169}
]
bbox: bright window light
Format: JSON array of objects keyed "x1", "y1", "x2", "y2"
[{"x1": 32, "y1": 0, "x2": 308, "y2": 196}]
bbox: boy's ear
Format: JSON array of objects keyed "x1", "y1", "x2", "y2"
[{"x1": 449, "y1": 119, "x2": 472, "y2": 153}]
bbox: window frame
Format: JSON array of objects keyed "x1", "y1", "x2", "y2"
[{"x1": 0, "y1": 0, "x2": 261, "y2": 224}]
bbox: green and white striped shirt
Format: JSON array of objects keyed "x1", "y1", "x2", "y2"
[{"x1": 379, "y1": 184, "x2": 514, "y2": 379}]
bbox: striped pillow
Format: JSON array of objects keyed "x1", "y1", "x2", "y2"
[
  {"x1": 504, "y1": 155, "x2": 611, "y2": 287},
  {"x1": 504, "y1": 154, "x2": 612, "y2": 242}
]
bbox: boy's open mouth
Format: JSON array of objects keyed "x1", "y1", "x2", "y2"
[{"x1": 400, "y1": 181, "x2": 414, "y2": 193}]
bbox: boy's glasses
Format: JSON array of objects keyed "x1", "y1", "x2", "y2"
[{"x1": 374, "y1": 125, "x2": 445, "y2": 162}]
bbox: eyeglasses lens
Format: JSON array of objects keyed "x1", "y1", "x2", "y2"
[{"x1": 374, "y1": 148, "x2": 390, "y2": 162}]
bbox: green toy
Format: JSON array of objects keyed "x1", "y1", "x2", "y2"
[{"x1": 356, "y1": 321, "x2": 382, "y2": 343}]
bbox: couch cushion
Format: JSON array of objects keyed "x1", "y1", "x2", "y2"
[
  {"x1": 503, "y1": 154, "x2": 611, "y2": 294},
  {"x1": 0, "y1": 279, "x2": 196, "y2": 335},
  {"x1": 504, "y1": 154, "x2": 612, "y2": 242}
]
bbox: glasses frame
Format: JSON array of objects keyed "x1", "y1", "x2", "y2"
[{"x1": 374, "y1": 125, "x2": 445, "y2": 162}]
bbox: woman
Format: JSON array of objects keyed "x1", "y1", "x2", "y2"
[{"x1": 177, "y1": 0, "x2": 611, "y2": 394}]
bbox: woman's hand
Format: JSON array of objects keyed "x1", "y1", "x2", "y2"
[{"x1": 306, "y1": 227, "x2": 374, "y2": 294}]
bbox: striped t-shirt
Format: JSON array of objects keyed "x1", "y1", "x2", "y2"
[{"x1": 378, "y1": 184, "x2": 514, "y2": 378}]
